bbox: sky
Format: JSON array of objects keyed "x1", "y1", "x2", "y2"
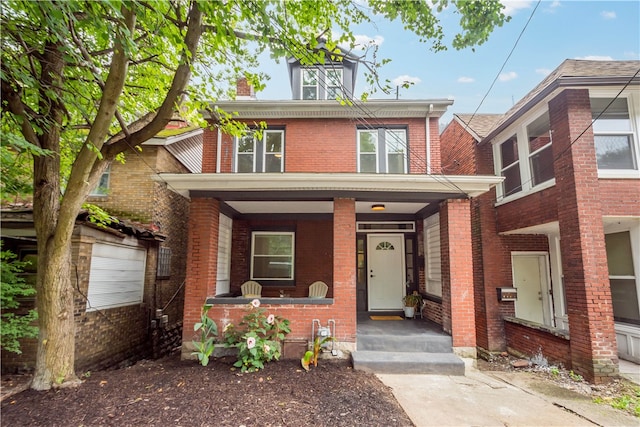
[{"x1": 253, "y1": 0, "x2": 640, "y2": 125}]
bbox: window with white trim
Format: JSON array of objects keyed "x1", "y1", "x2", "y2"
[
  {"x1": 527, "y1": 112, "x2": 554, "y2": 186},
  {"x1": 90, "y1": 165, "x2": 111, "y2": 196},
  {"x1": 235, "y1": 130, "x2": 284, "y2": 173},
  {"x1": 591, "y1": 97, "x2": 638, "y2": 171},
  {"x1": 357, "y1": 128, "x2": 408, "y2": 173},
  {"x1": 326, "y1": 68, "x2": 343, "y2": 100},
  {"x1": 424, "y1": 214, "x2": 442, "y2": 297},
  {"x1": 216, "y1": 214, "x2": 232, "y2": 294},
  {"x1": 605, "y1": 231, "x2": 639, "y2": 325},
  {"x1": 251, "y1": 231, "x2": 294, "y2": 281},
  {"x1": 302, "y1": 68, "x2": 319, "y2": 100},
  {"x1": 499, "y1": 136, "x2": 522, "y2": 197}
]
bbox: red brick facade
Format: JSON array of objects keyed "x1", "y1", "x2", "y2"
[{"x1": 441, "y1": 86, "x2": 629, "y2": 383}]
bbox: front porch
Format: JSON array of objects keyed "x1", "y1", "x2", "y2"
[{"x1": 160, "y1": 173, "x2": 501, "y2": 361}]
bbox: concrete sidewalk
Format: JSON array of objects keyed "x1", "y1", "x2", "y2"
[{"x1": 378, "y1": 362, "x2": 638, "y2": 427}]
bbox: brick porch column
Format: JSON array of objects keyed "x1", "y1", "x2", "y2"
[
  {"x1": 440, "y1": 198, "x2": 476, "y2": 357},
  {"x1": 549, "y1": 89, "x2": 618, "y2": 384},
  {"x1": 333, "y1": 198, "x2": 357, "y2": 345},
  {"x1": 181, "y1": 197, "x2": 220, "y2": 359}
]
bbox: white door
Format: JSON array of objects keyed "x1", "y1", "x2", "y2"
[
  {"x1": 367, "y1": 234, "x2": 405, "y2": 311},
  {"x1": 512, "y1": 254, "x2": 550, "y2": 325}
]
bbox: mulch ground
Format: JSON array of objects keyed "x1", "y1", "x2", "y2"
[{"x1": 1, "y1": 353, "x2": 414, "y2": 427}]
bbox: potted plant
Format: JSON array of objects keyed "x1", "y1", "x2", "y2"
[{"x1": 402, "y1": 291, "x2": 423, "y2": 318}]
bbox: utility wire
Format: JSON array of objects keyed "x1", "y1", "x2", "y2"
[{"x1": 441, "y1": 0, "x2": 541, "y2": 169}]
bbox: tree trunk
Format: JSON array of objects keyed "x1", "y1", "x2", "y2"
[{"x1": 30, "y1": 235, "x2": 81, "y2": 390}]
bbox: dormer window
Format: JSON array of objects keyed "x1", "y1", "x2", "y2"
[
  {"x1": 302, "y1": 69, "x2": 319, "y2": 100},
  {"x1": 326, "y1": 68, "x2": 343, "y2": 100}
]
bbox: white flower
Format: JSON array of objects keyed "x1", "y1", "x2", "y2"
[
  {"x1": 267, "y1": 314, "x2": 275, "y2": 324},
  {"x1": 247, "y1": 337, "x2": 256, "y2": 349},
  {"x1": 251, "y1": 299, "x2": 260, "y2": 308},
  {"x1": 263, "y1": 344, "x2": 271, "y2": 353}
]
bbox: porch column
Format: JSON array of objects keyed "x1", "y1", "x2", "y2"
[
  {"x1": 440, "y1": 198, "x2": 476, "y2": 357},
  {"x1": 333, "y1": 198, "x2": 357, "y2": 345},
  {"x1": 549, "y1": 89, "x2": 618, "y2": 384},
  {"x1": 181, "y1": 197, "x2": 220, "y2": 359}
]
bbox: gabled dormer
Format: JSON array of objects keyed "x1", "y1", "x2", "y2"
[{"x1": 287, "y1": 49, "x2": 358, "y2": 100}]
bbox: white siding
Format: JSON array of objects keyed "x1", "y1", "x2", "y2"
[
  {"x1": 424, "y1": 214, "x2": 442, "y2": 297},
  {"x1": 86, "y1": 243, "x2": 146, "y2": 311},
  {"x1": 216, "y1": 214, "x2": 232, "y2": 294},
  {"x1": 166, "y1": 135, "x2": 202, "y2": 173}
]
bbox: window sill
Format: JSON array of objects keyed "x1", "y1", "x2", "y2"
[
  {"x1": 504, "y1": 316, "x2": 569, "y2": 339},
  {"x1": 205, "y1": 296, "x2": 333, "y2": 305},
  {"x1": 495, "y1": 178, "x2": 555, "y2": 207},
  {"x1": 598, "y1": 170, "x2": 640, "y2": 179}
]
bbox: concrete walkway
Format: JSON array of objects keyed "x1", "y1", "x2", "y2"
[{"x1": 378, "y1": 361, "x2": 638, "y2": 427}]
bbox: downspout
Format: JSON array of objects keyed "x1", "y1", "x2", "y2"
[
  {"x1": 216, "y1": 127, "x2": 222, "y2": 173},
  {"x1": 425, "y1": 103, "x2": 433, "y2": 174}
]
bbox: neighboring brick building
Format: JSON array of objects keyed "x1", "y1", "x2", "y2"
[
  {"x1": 1, "y1": 124, "x2": 201, "y2": 373},
  {"x1": 441, "y1": 59, "x2": 640, "y2": 384},
  {"x1": 161, "y1": 52, "x2": 502, "y2": 360}
]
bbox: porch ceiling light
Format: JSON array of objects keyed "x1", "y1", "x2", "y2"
[{"x1": 371, "y1": 204, "x2": 385, "y2": 211}]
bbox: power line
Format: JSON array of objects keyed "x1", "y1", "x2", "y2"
[{"x1": 441, "y1": 0, "x2": 541, "y2": 169}]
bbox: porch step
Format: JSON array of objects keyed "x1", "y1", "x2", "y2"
[
  {"x1": 357, "y1": 334, "x2": 453, "y2": 353},
  {"x1": 351, "y1": 351, "x2": 465, "y2": 375}
]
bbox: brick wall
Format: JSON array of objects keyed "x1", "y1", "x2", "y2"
[
  {"x1": 229, "y1": 219, "x2": 333, "y2": 298},
  {"x1": 549, "y1": 88, "x2": 618, "y2": 384},
  {"x1": 204, "y1": 117, "x2": 435, "y2": 174},
  {"x1": 505, "y1": 320, "x2": 571, "y2": 368},
  {"x1": 440, "y1": 199, "x2": 476, "y2": 349},
  {"x1": 182, "y1": 198, "x2": 220, "y2": 350}
]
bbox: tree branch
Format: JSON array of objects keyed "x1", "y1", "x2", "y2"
[{"x1": 0, "y1": 79, "x2": 41, "y2": 147}]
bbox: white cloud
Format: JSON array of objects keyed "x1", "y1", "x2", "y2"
[
  {"x1": 392, "y1": 75, "x2": 421, "y2": 87},
  {"x1": 624, "y1": 51, "x2": 640, "y2": 60},
  {"x1": 574, "y1": 55, "x2": 614, "y2": 61},
  {"x1": 601, "y1": 10, "x2": 616, "y2": 20},
  {"x1": 501, "y1": 1, "x2": 533, "y2": 17},
  {"x1": 457, "y1": 76, "x2": 475, "y2": 83},
  {"x1": 350, "y1": 34, "x2": 384, "y2": 51},
  {"x1": 543, "y1": 0, "x2": 561, "y2": 13},
  {"x1": 498, "y1": 71, "x2": 518, "y2": 82},
  {"x1": 535, "y1": 68, "x2": 552, "y2": 76}
]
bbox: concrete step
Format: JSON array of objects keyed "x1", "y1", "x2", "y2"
[
  {"x1": 351, "y1": 351, "x2": 465, "y2": 375},
  {"x1": 357, "y1": 334, "x2": 453, "y2": 353}
]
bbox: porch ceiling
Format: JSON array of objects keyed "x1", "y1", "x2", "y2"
[{"x1": 158, "y1": 173, "x2": 503, "y2": 215}]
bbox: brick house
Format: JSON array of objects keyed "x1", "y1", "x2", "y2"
[
  {"x1": 161, "y1": 54, "x2": 502, "y2": 361},
  {"x1": 1, "y1": 124, "x2": 201, "y2": 373},
  {"x1": 441, "y1": 59, "x2": 640, "y2": 383}
]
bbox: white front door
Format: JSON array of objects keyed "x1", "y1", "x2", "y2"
[
  {"x1": 512, "y1": 253, "x2": 551, "y2": 325},
  {"x1": 367, "y1": 234, "x2": 405, "y2": 311}
]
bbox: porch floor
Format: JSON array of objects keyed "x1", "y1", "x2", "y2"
[{"x1": 357, "y1": 311, "x2": 448, "y2": 337}]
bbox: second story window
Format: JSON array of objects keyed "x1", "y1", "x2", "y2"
[
  {"x1": 592, "y1": 97, "x2": 638, "y2": 171},
  {"x1": 302, "y1": 69, "x2": 319, "y2": 100},
  {"x1": 499, "y1": 136, "x2": 521, "y2": 196},
  {"x1": 235, "y1": 130, "x2": 284, "y2": 173},
  {"x1": 527, "y1": 112, "x2": 554, "y2": 186},
  {"x1": 357, "y1": 128, "x2": 408, "y2": 173},
  {"x1": 326, "y1": 69, "x2": 343, "y2": 100}
]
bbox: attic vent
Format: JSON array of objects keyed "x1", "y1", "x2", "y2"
[{"x1": 157, "y1": 247, "x2": 172, "y2": 278}]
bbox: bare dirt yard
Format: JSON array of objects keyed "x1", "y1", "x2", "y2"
[{"x1": 1, "y1": 353, "x2": 413, "y2": 427}]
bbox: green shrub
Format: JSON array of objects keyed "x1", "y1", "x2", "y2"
[
  {"x1": 223, "y1": 299, "x2": 290, "y2": 372},
  {"x1": 192, "y1": 304, "x2": 218, "y2": 366},
  {"x1": 1, "y1": 248, "x2": 38, "y2": 353}
]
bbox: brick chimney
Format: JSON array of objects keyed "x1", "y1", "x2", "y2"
[{"x1": 236, "y1": 77, "x2": 256, "y2": 100}]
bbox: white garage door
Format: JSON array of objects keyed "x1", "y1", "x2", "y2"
[{"x1": 86, "y1": 243, "x2": 147, "y2": 311}]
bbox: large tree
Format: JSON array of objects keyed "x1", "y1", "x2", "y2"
[{"x1": 1, "y1": 0, "x2": 507, "y2": 390}]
